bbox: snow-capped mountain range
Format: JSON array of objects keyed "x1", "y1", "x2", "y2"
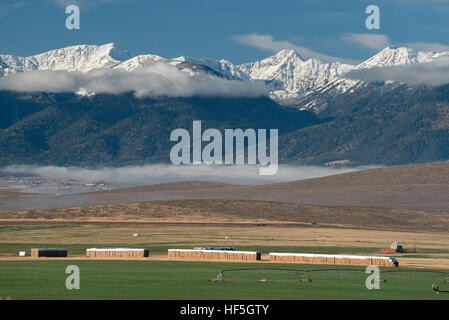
[
  {"x1": 0, "y1": 43, "x2": 131, "y2": 74},
  {"x1": 1, "y1": 43, "x2": 449, "y2": 108},
  {"x1": 239, "y1": 49, "x2": 353, "y2": 101}
]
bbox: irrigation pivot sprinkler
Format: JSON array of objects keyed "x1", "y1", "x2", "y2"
[
  {"x1": 432, "y1": 280, "x2": 449, "y2": 295},
  {"x1": 298, "y1": 269, "x2": 312, "y2": 284},
  {"x1": 217, "y1": 269, "x2": 224, "y2": 281}
]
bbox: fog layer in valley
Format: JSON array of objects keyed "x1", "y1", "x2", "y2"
[{"x1": 1, "y1": 164, "x2": 380, "y2": 190}]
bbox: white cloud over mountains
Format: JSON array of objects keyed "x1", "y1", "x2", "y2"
[
  {"x1": 0, "y1": 2, "x2": 25, "y2": 19},
  {"x1": 0, "y1": 63, "x2": 267, "y2": 98},
  {"x1": 233, "y1": 33, "x2": 356, "y2": 64},
  {"x1": 342, "y1": 33, "x2": 390, "y2": 51},
  {"x1": 341, "y1": 33, "x2": 449, "y2": 53},
  {"x1": 406, "y1": 42, "x2": 449, "y2": 52},
  {"x1": 344, "y1": 57, "x2": 449, "y2": 86},
  {"x1": 48, "y1": 0, "x2": 116, "y2": 10}
]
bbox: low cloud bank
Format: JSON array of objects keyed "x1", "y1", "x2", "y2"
[
  {"x1": 344, "y1": 58, "x2": 449, "y2": 86},
  {"x1": 0, "y1": 63, "x2": 267, "y2": 98},
  {"x1": 233, "y1": 33, "x2": 356, "y2": 64},
  {"x1": 1, "y1": 164, "x2": 380, "y2": 186},
  {"x1": 341, "y1": 33, "x2": 390, "y2": 51}
]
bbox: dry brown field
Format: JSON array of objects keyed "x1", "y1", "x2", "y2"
[{"x1": 1, "y1": 162, "x2": 448, "y2": 270}]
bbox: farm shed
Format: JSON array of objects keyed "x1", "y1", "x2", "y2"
[
  {"x1": 168, "y1": 249, "x2": 261, "y2": 261},
  {"x1": 86, "y1": 248, "x2": 149, "y2": 258},
  {"x1": 30, "y1": 248, "x2": 68, "y2": 258},
  {"x1": 269, "y1": 253, "x2": 399, "y2": 267}
]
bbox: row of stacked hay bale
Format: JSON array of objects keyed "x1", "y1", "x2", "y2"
[
  {"x1": 168, "y1": 249, "x2": 261, "y2": 261},
  {"x1": 269, "y1": 253, "x2": 398, "y2": 267},
  {"x1": 86, "y1": 248, "x2": 149, "y2": 258},
  {"x1": 30, "y1": 248, "x2": 68, "y2": 258},
  {"x1": 26, "y1": 247, "x2": 398, "y2": 267}
]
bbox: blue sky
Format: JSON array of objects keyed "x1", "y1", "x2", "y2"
[{"x1": 1, "y1": 0, "x2": 449, "y2": 64}]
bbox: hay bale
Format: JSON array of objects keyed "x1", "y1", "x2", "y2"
[
  {"x1": 30, "y1": 248, "x2": 68, "y2": 258},
  {"x1": 168, "y1": 249, "x2": 261, "y2": 261},
  {"x1": 269, "y1": 253, "x2": 398, "y2": 267},
  {"x1": 86, "y1": 248, "x2": 149, "y2": 258}
]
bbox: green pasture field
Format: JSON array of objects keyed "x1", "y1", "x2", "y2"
[{"x1": 0, "y1": 260, "x2": 448, "y2": 300}]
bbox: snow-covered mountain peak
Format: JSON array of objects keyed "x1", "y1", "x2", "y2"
[
  {"x1": 114, "y1": 54, "x2": 169, "y2": 71},
  {"x1": 171, "y1": 55, "x2": 250, "y2": 80},
  {"x1": 356, "y1": 46, "x2": 421, "y2": 69},
  {"x1": 357, "y1": 46, "x2": 449, "y2": 69},
  {"x1": 238, "y1": 49, "x2": 353, "y2": 100},
  {"x1": 0, "y1": 43, "x2": 132, "y2": 73},
  {"x1": 272, "y1": 49, "x2": 305, "y2": 61},
  {"x1": 32, "y1": 43, "x2": 132, "y2": 72},
  {"x1": 238, "y1": 50, "x2": 303, "y2": 82}
]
